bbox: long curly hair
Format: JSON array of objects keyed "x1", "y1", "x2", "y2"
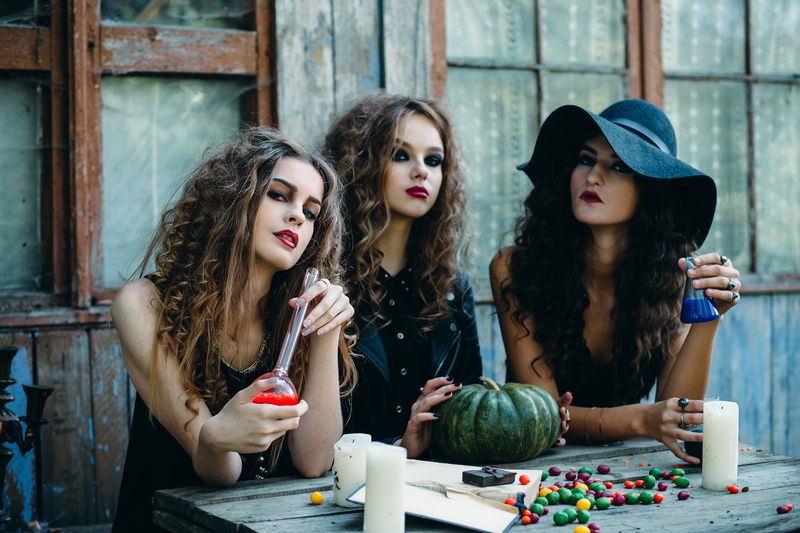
[
  {"x1": 323, "y1": 94, "x2": 468, "y2": 332},
  {"x1": 498, "y1": 134, "x2": 695, "y2": 405},
  {"x1": 136, "y1": 128, "x2": 356, "y2": 471}
]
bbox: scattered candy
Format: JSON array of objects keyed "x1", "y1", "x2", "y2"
[
  {"x1": 612, "y1": 494, "x2": 626, "y2": 506},
  {"x1": 635, "y1": 479, "x2": 644, "y2": 488},
  {"x1": 662, "y1": 471, "x2": 672, "y2": 480},
  {"x1": 657, "y1": 481, "x2": 668, "y2": 491},
  {"x1": 604, "y1": 481, "x2": 614, "y2": 489},
  {"x1": 541, "y1": 471, "x2": 549, "y2": 481},
  {"x1": 309, "y1": 491, "x2": 324, "y2": 505},
  {"x1": 555, "y1": 482, "x2": 564, "y2": 488},
  {"x1": 785, "y1": 504, "x2": 794, "y2": 511},
  {"x1": 777, "y1": 506, "x2": 790, "y2": 515},
  {"x1": 530, "y1": 503, "x2": 545, "y2": 516},
  {"x1": 543, "y1": 507, "x2": 550, "y2": 515},
  {"x1": 566, "y1": 472, "x2": 578, "y2": 481},
  {"x1": 677, "y1": 490, "x2": 691, "y2": 501},
  {"x1": 522, "y1": 509, "x2": 532, "y2": 518},
  {"x1": 576, "y1": 498, "x2": 592, "y2": 512},
  {"x1": 638, "y1": 462, "x2": 646, "y2": 467},
  {"x1": 649, "y1": 467, "x2": 662, "y2": 478},
  {"x1": 530, "y1": 514, "x2": 540, "y2": 524},
  {"x1": 643, "y1": 475, "x2": 656, "y2": 489},
  {"x1": 588, "y1": 523, "x2": 601, "y2": 532},
  {"x1": 564, "y1": 508, "x2": 578, "y2": 522},
  {"x1": 575, "y1": 482, "x2": 589, "y2": 491},
  {"x1": 547, "y1": 491, "x2": 561, "y2": 505},
  {"x1": 577, "y1": 509, "x2": 591, "y2": 524},
  {"x1": 521, "y1": 515, "x2": 532, "y2": 525},
  {"x1": 578, "y1": 472, "x2": 592, "y2": 482},
  {"x1": 597, "y1": 464, "x2": 611, "y2": 474},
  {"x1": 726, "y1": 485, "x2": 740, "y2": 494},
  {"x1": 674, "y1": 476, "x2": 690, "y2": 488},
  {"x1": 741, "y1": 486, "x2": 749, "y2": 492},
  {"x1": 653, "y1": 493, "x2": 664, "y2": 504},
  {"x1": 553, "y1": 510, "x2": 570, "y2": 525},
  {"x1": 671, "y1": 467, "x2": 686, "y2": 477},
  {"x1": 578, "y1": 466, "x2": 593, "y2": 475},
  {"x1": 624, "y1": 480, "x2": 634, "y2": 489},
  {"x1": 639, "y1": 491, "x2": 654, "y2": 505},
  {"x1": 535, "y1": 496, "x2": 549, "y2": 507},
  {"x1": 540, "y1": 488, "x2": 552, "y2": 497},
  {"x1": 595, "y1": 497, "x2": 611, "y2": 510},
  {"x1": 574, "y1": 526, "x2": 591, "y2": 533},
  {"x1": 519, "y1": 474, "x2": 531, "y2": 485},
  {"x1": 623, "y1": 460, "x2": 630, "y2": 466},
  {"x1": 505, "y1": 498, "x2": 515, "y2": 506},
  {"x1": 549, "y1": 466, "x2": 562, "y2": 476},
  {"x1": 625, "y1": 492, "x2": 640, "y2": 505}
]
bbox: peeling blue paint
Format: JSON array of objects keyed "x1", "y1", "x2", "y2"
[{"x1": 7, "y1": 346, "x2": 35, "y2": 524}]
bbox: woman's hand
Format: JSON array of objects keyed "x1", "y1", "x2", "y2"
[
  {"x1": 680, "y1": 253, "x2": 741, "y2": 315},
  {"x1": 554, "y1": 391, "x2": 573, "y2": 447},
  {"x1": 642, "y1": 397, "x2": 703, "y2": 464},
  {"x1": 399, "y1": 377, "x2": 463, "y2": 458},
  {"x1": 291, "y1": 278, "x2": 354, "y2": 337},
  {"x1": 200, "y1": 378, "x2": 309, "y2": 455}
]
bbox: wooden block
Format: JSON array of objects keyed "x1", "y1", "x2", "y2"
[{"x1": 331, "y1": 0, "x2": 381, "y2": 113}]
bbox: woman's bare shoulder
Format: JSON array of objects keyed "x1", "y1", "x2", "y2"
[
  {"x1": 111, "y1": 278, "x2": 159, "y2": 327},
  {"x1": 490, "y1": 246, "x2": 519, "y2": 282}
]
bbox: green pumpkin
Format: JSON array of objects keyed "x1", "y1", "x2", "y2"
[{"x1": 433, "y1": 376, "x2": 561, "y2": 463}]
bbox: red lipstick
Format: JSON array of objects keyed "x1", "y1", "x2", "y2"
[
  {"x1": 579, "y1": 190, "x2": 603, "y2": 204},
  {"x1": 405, "y1": 186, "x2": 429, "y2": 199},
  {"x1": 273, "y1": 230, "x2": 298, "y2": 249}
]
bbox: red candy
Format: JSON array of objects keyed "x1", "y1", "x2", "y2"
[
  {"x1": 635, "y1": 479, "x2": 644, "y2": 488},
  {"x1": 519, "y1": 474, "x2": 531, "y2": 485},
  {"x1": 785, "y1": 503, "x2": 794, "y2": 511},
  {"x1": 653, "y1": 493, "x2": 664, "y2": 504},
  {"x1": 521, "y1": 516, "x2": 532, "y2": 525},
  {"x1": 504, "y1": 498, "x2": 515, "y2": 506},
  {"x1": 624, "y1": 480, "x2": 634, "y2": 489},
  {"x1": 727, "y1": 485, "x2": 740, "y2": 494},
  {"x1": 522, "y1": 509, "x2": 532, "y2": 517}
]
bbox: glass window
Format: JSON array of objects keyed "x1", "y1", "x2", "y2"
[
  {"x1": 0, "y1": 78, "x2": 44, "y2": 290},
  {"x1": 540, "y1": 73, "x2": 625, "y2": 119},
  {"x1": 446, "y1": 0, "x2": 535, "y2": 63},
  {"x1": 750, "y1": 0, "x2": 800, "y2": 75},
  {"x1": 100, "y1": 77, "x2": 245, "y2": 288},
  {"x1": 0, "y1": 1, "x2": 49, "y2": 26},
  {"x1": 540, "y1": 0, "x2": 626, "y2": 67},
  {"x1": 101, "y1": 0, "x2": 253, "y2": 30}
]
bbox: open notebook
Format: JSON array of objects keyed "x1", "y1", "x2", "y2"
[{"x1": 347, "y1": 459, "x2": 542, "y2": 533}]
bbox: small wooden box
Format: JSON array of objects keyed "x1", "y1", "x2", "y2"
[{"x1": 462, "y1": 466, "x2": 516, "y2": 487}]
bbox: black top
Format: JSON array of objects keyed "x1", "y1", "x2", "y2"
[
  {"x1": 344, "y1": 268, "x2": 483, "y2": 446},
  {"x1": 112, "y1": 359, "x2": 296, "y2": 532}
]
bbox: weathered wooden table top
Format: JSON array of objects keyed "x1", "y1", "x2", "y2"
[{"x1": 153, "y1": 439, "x2": 800, "y2": 533}]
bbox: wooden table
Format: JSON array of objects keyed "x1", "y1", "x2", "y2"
[{"x1": 153, "y1": 439, "x2": 800, "y2": 532}]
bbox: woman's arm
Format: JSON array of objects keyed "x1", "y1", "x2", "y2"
[{"x1": 113, "y1": 279, "x2": 307, "y2": 486}]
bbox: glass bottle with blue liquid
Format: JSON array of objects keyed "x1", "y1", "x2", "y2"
[{"x1": 680, "y1": 257, "x2": 720, "y2": 323}]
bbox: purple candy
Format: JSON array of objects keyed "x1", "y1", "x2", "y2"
[
  {"x1": 588, "y1": 524, "x2": 601, "y2": 532},
  {"x1": 657, "y1": 481, "x2": 668, "y2": 491},
  {"x1": 554, "y1": 481, "x2": 564, "y2": 488},
  {"x1": 548, "y1": 466, "x2": 562, "y2": 476},
  {"x1": 565, "y1": 472, "x2": 577, "y2": 481},
  {"x1": 662, "y1": 471, "x2": 672, "y2": 479},
  {"x1": 529, "y1": 513, "x2": 540, "y2": 523},
  {"x1": 613, "y1": 494, "x2": 626, "y2": 506},
  {"x1": 587, "y1": 490, "x2": 596, "y2": 497},
  {"x1": 578, "y1": 472, "x2": 592, "y2": 482},
  {"x1": 597, "y1": 464, "x2": 611, "y2": 474},
  {"x1": 678, "y1": 490, "x2": 691, "y2": 501},
  {"x1": 565, "y1": 482, "x2": 575, "y2": 489}
]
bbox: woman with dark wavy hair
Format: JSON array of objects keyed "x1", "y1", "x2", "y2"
[
  {"x1": 322, "y1": 94, "x2": 481, "y2": 458},
  {"x1": 491, "y1": 99, "x2": 741, "y2": 463},
  {"x1": 111, "y1": 128, "x2": 356, "y2": 532}
]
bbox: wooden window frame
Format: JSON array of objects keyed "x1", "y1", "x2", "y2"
[{"x1": 0, "y1": 0, "x2": 278, "y2": 326}]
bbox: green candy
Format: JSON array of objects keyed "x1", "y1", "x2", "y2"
[
  {"x1": 674, "y1": 476, "x2": 690, "y2": 488},
  {"x1": 639, "y1": 491, "x2": 654, "y2": 504},
  {"x1": 649, "y1": 467, "x2": 662, "y2": 478},
  {"x1": 530, "y1": 503, "x2": 545, "y2": 516},
  {"x1": 595, "y1": 496, "x2": 612, "y2": 510},
  {"x1": 535, "y1": 496, "x2": 549, "y2": 507},
  {"x1": 671, "y1": 467, "x2": 686, "y2": 477},
  {"x1": 564, "y1": 508, "x2": 578, "y2": 523},
  {"x1": 643, "y1": 475, "x2": 657, "y2": 489},
  {"x1": 626, "y1": 492, "x2": 640, "y2": 505},
  {"x1": 586, "y1": 496, "x2": 596, "y2": 509},
  {"x1": 577, "y1": 510, "x2": 591, "y2": 524},
  {"x1": 589, "y1": 482, "x2": 605, "y2": 492},
  {"x1": 553, "y1": 511, "x2": 569, "y2": 526},
  {"x1": 546, "y1": 491, "x2": 561, "y2": 505},
  {"x1": 572, "y1": 488, "x2": 587, "y2": 498},
  {"x1": 578, "y1": 466, "x2": 593, "y2": 475},
  {"x1": 541, "y1": 471, "x2": 549, "y2": 481},
  {"x1": 557, "y1": 488, "x2": 573, "y2": 502}
]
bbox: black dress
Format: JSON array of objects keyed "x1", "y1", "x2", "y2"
[
  {"x1": 344, "y1": 268, "x2": 483, "y2": 446},
  {"x1": 112, "y1": 359, "x2": 296, "y2": 532}
]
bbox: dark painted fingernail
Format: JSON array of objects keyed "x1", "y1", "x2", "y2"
[
  {"x1": 445, "y1": 375, "x2": 452, "y2": 381},
  {"x1": 433, "y1": 413, "x2": 442, "y2": 419},
  {"x1": 445, "y1": 392, "x2": 453, "y2": 397}
]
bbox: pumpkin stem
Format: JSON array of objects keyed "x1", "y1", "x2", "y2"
[{"x1": 479, "y1": 376, "x2": 501, "y2": 391}]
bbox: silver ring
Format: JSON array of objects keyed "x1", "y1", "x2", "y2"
[
  {"x1": 679, "y1": 412, "x2": 687, "y2": 429},
  {"x1": 678, "y1": 397, "x2": 689, "y2": 411},
  {"x1": 727, "y1": 278, "x2": 736, "y2": 291},
  {"x1": 720, "y1": 254, "x2": 729, "y2": 265},
  {"x1": 732, "y1": 291, "x2": 740, "y2": 302}
]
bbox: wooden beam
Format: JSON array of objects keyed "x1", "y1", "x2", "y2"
[
  {"x1": 429, "y1": 0, "x2": 446, "y2": 100},
  {"x1": 0, "y1": 307, "x2": 111, "y2": 329},
  {"x1": 641, "y1": 0, "x2": 663, "y2": 106},
  {"x1": 0, "y1": 26, "x2": 51, "y2": 70},
  {"x1": 100, "y1": 25, "x2": 257, "y2": 75},
  {"x1": 249, "y1": 0, "x2": 277, "y2": 126},
  {"x1": 626, "y1": 0, "x2": 643, "y2": 99},
  {"x1": 67, "y1": 0, "x2": 103, "y2": 309}
]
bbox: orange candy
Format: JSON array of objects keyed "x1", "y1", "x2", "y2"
[
  {"x1": 624, "y1": 480, "x2": 634, "y2": 489},
  {"x1": 785, "y1": 503, "x2": 794, "y2": 511},
  {"x1": 519, "y1": 474, "x2": 531, "y2": 485},
  {"x1": 504, "y1": 498, "x2": 515, "y2": 506},
  {"x1": 653, "y1": 493, "x2": 664, "y2": 504},
  {"x1": 604, "y1": 481, "x2": 614, "y2": 488},
  {"x1": 635, "y1": 480, "x2": 644, "y2": 487},
  {"x1": 521, "y1": 515, "x2": 532, "y2": 525},
  {"x1": 727, "y1": 485, "x2": 740, "y2": 494}
]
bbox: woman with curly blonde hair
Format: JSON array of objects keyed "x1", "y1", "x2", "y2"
[
  {"x1": 323, "y1": 94, "x2": 481, "y2": 458},
  {"x1": 112, "y1": 128, "x2": 355, "y2": 532}
]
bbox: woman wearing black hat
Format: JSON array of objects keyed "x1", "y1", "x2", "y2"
[{"x1": 490, "y1": 99, "x2": 741, "y2": 463}]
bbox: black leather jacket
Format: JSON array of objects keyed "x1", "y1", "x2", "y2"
[{"x1": 343, "y1": 275, "x2": 483, "y2": 443}]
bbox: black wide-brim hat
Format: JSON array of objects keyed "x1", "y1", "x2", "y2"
[{"x1": 517, "y1": 99, "x2": 717, "y2": 247}]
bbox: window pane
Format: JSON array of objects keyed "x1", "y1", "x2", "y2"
[
  {"x1": 750, "y1": 0, "x2": 800, "y2": 75},
  {"x1": 753, "y1": 83, "x2": 800, "y2": 273},
  {"x1": 540, "y1": 73, "x2": 626, "y2": 120},
  {"x1": 0, "y1": 1, "x2": 49, "y2": 25},
  {"x1": 445, "y1": 0, "x2": 535, "y2": 63},
  {"x1": 664, "y1": 80, "x2": 750, "y2": 270},
  {"x1": 0, "y1": 78, "x2": 43, "y2": 290},
  {"x1": 661, "y1": 0, "x2": 745, "y2": 74},
  {"x1": 540, "y1": 0, "x2": 626, "y2": 68},
  {"x1": 101, "y1": 0, "x2": 253, "y2": 30},
  {"x1": 447, "y1": 68, "x2": 537, "y2": 291},
  {"x1": 101, "y1": 77, "x2": 244, "y2": 288}
]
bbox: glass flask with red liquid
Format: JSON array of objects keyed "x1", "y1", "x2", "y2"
[
  {"x1": 680, "y1": 257, "x2": 720, "y2": 323},
  {"x1": 251, "y1": 267, "x2": 319, "y2": 405}
]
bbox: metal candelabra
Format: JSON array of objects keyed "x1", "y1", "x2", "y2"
[{"x1": 0, "y1": 346, "x2": 53, "y2": 527}]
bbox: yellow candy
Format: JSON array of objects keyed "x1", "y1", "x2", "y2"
[
  {"x1": 574, "y1": 526, "x2": 591, "y2": 533},
  {"x1": 574, "y1": 482, "x2": 589, "y2": 491},
  {"x1": 310, "y1": 491, "x2": 324, "y2": 505},
  {"x1": 539, "y1": 487, "x2": 552, "y2": 497},
  {"x1": 576, "y1": 497, "x2": 591, "y2": 511}
]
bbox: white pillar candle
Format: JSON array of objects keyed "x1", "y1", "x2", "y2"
[
  {"x1": 702, "y1": 400, "x2": 739, "y2": 490},
  {"x1": 363, "y1": 442, "x2": 406, "y2": 533},
  {"x1": 332, "y1": 433, "x2": 371, "y2": 507}
]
